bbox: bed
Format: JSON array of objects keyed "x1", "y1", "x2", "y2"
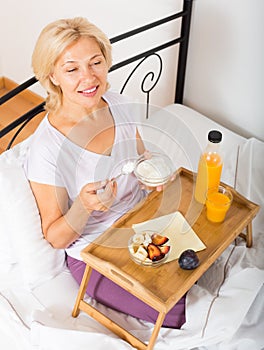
[{"x1": 1, "y1": 1, "x2": 264, "y2": 349}]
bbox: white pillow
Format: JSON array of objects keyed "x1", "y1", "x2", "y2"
[
  {"x1": 0, "y1": 139, "x2": 66, "y2": 289},
  {"x1": 142, "y1": 104, "x2": 247, "y2": 187}
]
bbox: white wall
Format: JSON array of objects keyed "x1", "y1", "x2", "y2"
[
  {"x1": 0, "y1": 0, "x2": 182, "y2": 108},
  {"x1": 0, "y1": 0, "x2": 263, "y2": 141},
  {"x1": 184, "y1": 0, "x2": 264, "y2": 141}
]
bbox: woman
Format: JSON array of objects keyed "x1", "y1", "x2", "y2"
[{"x1": 24, "y1": 17, "x2": 186, "y2": 328}]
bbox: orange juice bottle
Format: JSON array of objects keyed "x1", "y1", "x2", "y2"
[{"x1": 194, "y1": 130, "x2": 223, "y2": 204}]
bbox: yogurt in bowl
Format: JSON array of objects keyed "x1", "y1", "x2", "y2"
[{"x1": 134, "y1": 152, "x2": 174, "y2": 187}]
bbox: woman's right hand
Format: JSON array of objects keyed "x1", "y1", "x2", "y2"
[
  {"x1": 29, "y1": 179, "x2": 116, "y2": 249},
  {"x1": 79, "y1": 179, "x2": 117, "y2": 213}
]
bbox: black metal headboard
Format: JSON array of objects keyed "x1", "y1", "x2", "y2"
[{"x1": 0, "y1": 0, "x2": 193, "y2": 149}]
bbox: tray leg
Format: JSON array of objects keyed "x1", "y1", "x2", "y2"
[
  {"x1": 245, "y1": 221, "x2": 253, "y2": 247},
  {"x1": 72, "y1": 264, "x2": 92, "y2": 317},
  {"x1": 146, "y1": 311, "x2": 166, "y2": 350},
  {"x1": 239, "y1": 221, "x2": 253, "y2": 248},
  {"x1": 76, "y1": 296, "x2": 166, "y2": 350},
  {"x1": 78, "y1": 299, "x2": 148, "y2": 350},
  {"x1": 72, "y1": 263, "x2": 166, "y2": 350}
]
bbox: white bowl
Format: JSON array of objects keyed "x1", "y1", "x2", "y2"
[
  {"x1": 128, "y1": 231, "x2": 170, "y2": 267},
  {"x1": 134, "y1": 152, "x2": 174, "y2": 187}
]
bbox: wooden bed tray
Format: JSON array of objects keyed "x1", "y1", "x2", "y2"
[{"x1": 72, "y1": 167, "x2": 259, "y2": 350}]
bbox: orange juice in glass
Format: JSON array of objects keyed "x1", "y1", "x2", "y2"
[{"x1": 206, "y1": 186, "x2": 233, "y2": 223}]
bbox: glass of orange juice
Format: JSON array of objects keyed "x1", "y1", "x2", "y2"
[{"x1": 206, "y1": 186, "x2": 233, "y2": 223}]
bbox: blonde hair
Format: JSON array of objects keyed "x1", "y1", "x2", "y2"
[{"x1": 32, "y1": 17, "x2": 112, "y2": 112}]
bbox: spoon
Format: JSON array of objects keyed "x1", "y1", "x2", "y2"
[{"x1": 114, "y1": 160, "x2": 136, "y2": 180}]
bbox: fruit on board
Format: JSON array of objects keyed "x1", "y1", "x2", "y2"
[
  {"x1": 151, "y1": 233, "x2": 169, "y2": 246},
  {"x1": 133, "y1": 245, "x2": 148, "y2": 261},
  {"x1": 147, "y1": 243, "x2": 165, "y2": 261},
  {"x1": 159, "y1": 245, "x2": 171, "y2": 255},
  {"x1": 129, "y1": 231, "x2": 170, "y2": 263},
  {"x1": 178, "y1": 249, "x2": 200, "y2": 270}
]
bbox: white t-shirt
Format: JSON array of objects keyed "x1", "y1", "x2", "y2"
[{"x1": 24, "y1": 91, "x2": 146, "y2": 259}]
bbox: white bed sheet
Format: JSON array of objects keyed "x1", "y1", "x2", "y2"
[{"x1": 0, "y1": 104, "x2": 263, "y2": 350}]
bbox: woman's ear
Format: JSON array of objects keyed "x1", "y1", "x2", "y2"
[{"x1": 49, "y1": 73, "x2": 59, "y2": 86}]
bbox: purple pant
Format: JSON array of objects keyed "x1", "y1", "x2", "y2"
[{"x1": 67, "y1": 255, "x2": 186, "y2": 328}]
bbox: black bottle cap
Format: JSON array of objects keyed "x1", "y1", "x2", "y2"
[{"x1": 208, "y1": 130, "x2": 222, "y2": 143}]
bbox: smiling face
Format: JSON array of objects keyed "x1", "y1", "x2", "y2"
[{"x1": 50, "y1": 36, "x2": 108, "y2": 116}]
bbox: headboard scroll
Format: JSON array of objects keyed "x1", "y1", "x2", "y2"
[{"x1": 120, "y1": 53, "x2": 162, "y2": 119}]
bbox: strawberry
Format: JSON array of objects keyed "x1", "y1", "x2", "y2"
[
  {"x1": 151, "y1": 233, "x2": 169, "y2": 246},
  {"x1": 159, "y1": 245, "x2": 170, "y2": 255},
  {"x1": 147, "y1": 243, "x2": 165, "y2": 261}
]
